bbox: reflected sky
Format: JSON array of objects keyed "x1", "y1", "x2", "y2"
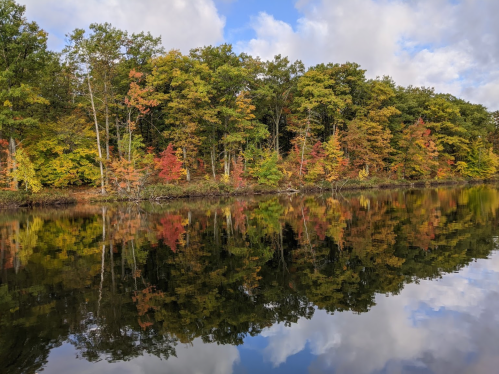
[
  {"x1": 40, "y1": 251, "x2": 499, "y2": 374},
  {"x1": 244, "y1": 251, "x2": 499, "y2": 374},
  {"x1": 43, "y1": 338, "x2": 240, "y2": 374}
]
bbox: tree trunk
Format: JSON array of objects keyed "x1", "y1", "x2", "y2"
[
  {"x1": 211, "y1": 144, "x2": 216, "y2": 179},
  {"x1": 299, "y1": 110, "x2": 311, "y2": 177},
  {"x1": 224, "y1": 117, "x2": 229, "y2": 176},
  {"x1": 104, "y1": 88, "x2": 109, "y2": 189},
  {"x1": 275, "y1": 115, "x2": 279, "y2": 158},
  {"x1": 128, "y1": 112, "x2": 132, "y2": 163},
  {"x1": 182, "y1": 147, "x2": 191, "y2": 182},
  {"x1": 9, "y1": 137, "x2": 18, "y2": 191},
  {"x1": 274, "y1": 92, "x2": 289, "y2": 158},
  {"x1": 224, "y1": 143, "x2": 228, "y2": 176},
  {"x1": 87, "y1": 69, "x2": 106, "y2": 195},
  {"x1": 110, "y1": 242, "x2": 115, "y2": 293},
  {"x1": 104, "y1": 81, "x2": 110, "y2": 161},
  {"x1": 116, "y1": 117, "x2": 122, "y2": 159}
]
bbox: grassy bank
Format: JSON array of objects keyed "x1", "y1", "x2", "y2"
[
  {"x1": 0, "y1": 177, "x2": 492, "y2": 208},
  {"x1": 89, "y1": 181, "x2": 280, "y2": 202},
  {"x1": 89, "y1": 177, "x2": 490, "y2": 203},
  {"x1": 0, "y1": 190, "x2": 77, "y2": 209}
]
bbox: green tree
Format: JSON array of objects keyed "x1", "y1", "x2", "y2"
[
  {"x1": 456, "y1": 138, "x2": 498, "y2": 179},
  {"x1": 190, "y1": 45, "x2": 266, "y2": 177},
  {"x1": 254, "y1": 150, "x2": 282, "y2": 186},
  {"x1": 0, "y1": 0, "x2": 49, "y2": 189},
  {"x1": 255, "y1": 55, "x2": 304, "y2": 156},
  {"x1": 25, "y1": 113, "x2": 100, "y2": 186},
  {"x1": 148, "y1": 50, "x2": 216, "y2": 181}
]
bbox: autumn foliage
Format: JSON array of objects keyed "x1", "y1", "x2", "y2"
[
  {"x1": 0, "y1": 140, "x2": 10, "y2": 189},
  {"x1": 231, "y1": 156, "x2": 246, "y2": 188},
  {"x1": 156, "y1": 143, "x2": 184, "y2": 183}
]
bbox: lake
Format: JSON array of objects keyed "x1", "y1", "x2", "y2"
[{"x1": 1, "y1": 185, "x2": 499, "y2": 374}]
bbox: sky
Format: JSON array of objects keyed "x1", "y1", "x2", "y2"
[{"x1": 18, "y1": 0, "x2": 499, "y2": 111}]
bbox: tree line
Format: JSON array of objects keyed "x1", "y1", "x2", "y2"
[{"x1": 1, "y1": 0, "x2": 498, "y2": 194}]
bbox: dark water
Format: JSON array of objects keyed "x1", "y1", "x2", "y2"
[{"x1": 1, "y1": 186, "x2": 499, "y2": 374}]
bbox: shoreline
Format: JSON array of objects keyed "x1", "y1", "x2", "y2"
[{"x1": 1, "y1": 178, "x2": 495, "y2": 209}]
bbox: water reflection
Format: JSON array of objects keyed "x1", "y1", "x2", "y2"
[
  {"x1": 1, "y1": 186, "x2": 498, "y2": 373},
  {"x1": 258, "y1": 253, "x2": 499, "y2": 373}
]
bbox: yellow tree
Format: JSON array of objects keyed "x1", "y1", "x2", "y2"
[
  {"x1": 323, "y1": 132, "x2": 346, "y2": 187},
  {"x1": 11, "y1": 148, "x2": 42, "y2": 193}
]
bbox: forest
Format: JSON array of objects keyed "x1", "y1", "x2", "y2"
[{"x1": 1, "y1": 0, "x2": 499, "y2": 197}]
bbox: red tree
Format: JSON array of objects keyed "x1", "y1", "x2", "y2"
[
  {"x1": 231, "y1": 156, "x2": 246, "y2": 188},
  {"x1": 156, "y1": 143, "x2": 183, "y2": 182}
]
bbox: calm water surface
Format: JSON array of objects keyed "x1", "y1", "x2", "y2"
[{"x1": 1, "y1": 186, "x2": 499, "y2": 374}]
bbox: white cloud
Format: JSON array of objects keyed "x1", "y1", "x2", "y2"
[
  {"x1": 260, "y1": 251, "x2": 499, "y2": 373},
  {"x1": 19, "y1": 0, "x2": 225, "y2": 52},
  {"x1": 237, "y1": 0, "x2": 499, "y2": 110},
  {"x1": 43, "y1": 338, "x2": 240, "y2": 374}
]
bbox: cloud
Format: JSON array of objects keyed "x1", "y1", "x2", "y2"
[
  {"x1": 43, "y1": 338, "x2": 240, "y2": 374},
  {"x1": 19, "y1": 0, "x2": 225, "y2": 52},
  {"x1": 236, "y1": 0, "x2": 499, "y2": 110},
  {"x1": 259, "y1": 252, "x2": 499, "y2": 373}
]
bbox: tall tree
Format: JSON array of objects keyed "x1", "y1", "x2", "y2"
[
  {"x1": 292, "y1": 67, "x2": 348, "y2": 177},
  {"x1": 190, "y1": 44, "x2": 264, "y2": 177},
  {"x1": 323, "y1": 132, "x2": 346, "y2": 186},
  {"x1": 148, "y1": 50, "x2": 216, "y2": 181},
  {"x1": 0, "y1": 0, "x2": 49, "y2": 189},
  {"x1": 255, "y1": 55, "x2": 304, "y2": 156}
]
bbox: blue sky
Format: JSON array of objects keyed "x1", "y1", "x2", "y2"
[
  {"x1": 19, "y1": 0, "x2": 499, "y2": 111},
  {"x1": 214, "y1": 0, "x2": 303, "y2": 44}
]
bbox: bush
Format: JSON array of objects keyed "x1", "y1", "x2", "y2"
[
  {"x1": 140, "y1": 184, "x2": 184, "y2": 199},
  {"x1": 254, "y1": 152, "x2": 283, "y2": 187},
  {"x1": 0, "y1": 190, "x2": 76, "y2": 208}
]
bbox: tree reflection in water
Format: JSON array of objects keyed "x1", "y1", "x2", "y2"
[{"x1": 1, "y1": 185, "x2": 498, "y2": 374}]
